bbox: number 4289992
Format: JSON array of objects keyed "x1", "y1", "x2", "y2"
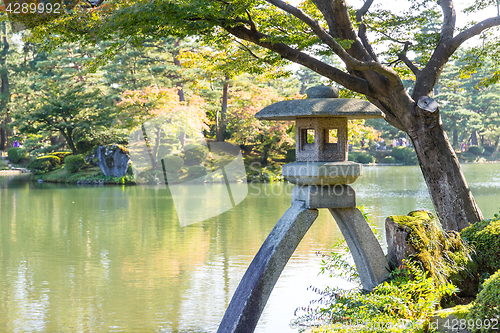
[{"x1": 5, "y1": 2, "x2": 61, "y2": 14}]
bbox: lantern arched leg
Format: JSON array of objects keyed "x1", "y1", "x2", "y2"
[
  {"x1": 329, "y1": 207, "x2": 390, "y2": 290},
  {"x1": 217, "y1": 200, "x2": 318, "y2": 333}
]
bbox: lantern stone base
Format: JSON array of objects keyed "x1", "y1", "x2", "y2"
[
  {"x1": 291, "y1": 185, "x2": 356, "y2": 208},
  {"x1": 282, "y1": 161, "x2": 362, "y2": 185}
]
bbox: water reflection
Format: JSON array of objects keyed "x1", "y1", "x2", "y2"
[{"x1": 0, "y1": 163, "x2": 500, "y2": 332}]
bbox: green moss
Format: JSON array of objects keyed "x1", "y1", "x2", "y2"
[
  {"x1": 461, "y1": 217, "x2": 500, "y2": 275},
  {"x1": 32, "y1": 166, "x2": 135, "y2": 185},
  {"x1": 388, "y1": 210, "x2": 472, "y2": 286},
  {"x1": 466, "y1": 269, "x2": 500, "y2": 332},
  {"x1": 435, "y1": 304, "x2": 473, "y2": 320}
]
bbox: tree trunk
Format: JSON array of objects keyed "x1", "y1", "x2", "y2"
[
  {"x1": 217, "y1": 77, "x2": 229, "y2": 142},
  {"x1": 61, "y1": 129, "x2": 77, "y2": 154},
  {"x1": 470, "y1": 131, "x2": 478, "y2": 146},
  {"x1": 410, "y1": 99, "x2": 483, "y2": 231},
  {"x1": 0, "y1": 22, "x2": 10, "y2": 152},
  {"x1": 0, "y1": 123, "x2": 6, "y2": 150},
  {"x1": 152, "y1": 126, "x2": 162, "y2": 169},
  {"x1": 452, "y1": 129, "x2": 458, "y2": 150}
]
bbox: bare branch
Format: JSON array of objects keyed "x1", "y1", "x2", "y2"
[
  {"x1": 264, "y1": 0, "x2": 403, "y2": 87},
  {"x1": 398, "y1": 42, "x2": 420, "y2": 75},
  {"x1": 450, "y1": 16, "x2": 500, "y2": 49},
  {"x1": 437, "y1": 0, "x2": 456, "y2": 42},
  {"x1": 358, "y1": 23, "x2": 378, "y2": 62},
  {"x1": 232, "y1": 39, "x2": 263, "y2": 61},
  {"x1": 223, "y1": 24, "x2": 373, "y2": 96},
  {"x1": 245, "y1": 9, "x2": 257, "y2": 32},
  {"x1": 356, "y1": 0, "x2": 375, "y2": 23}
]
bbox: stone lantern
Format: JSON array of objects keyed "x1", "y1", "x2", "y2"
[{"x1": 218, "y1": 86, "x2": 391, "y2": 333}]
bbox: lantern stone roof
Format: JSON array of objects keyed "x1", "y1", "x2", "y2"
[{"x1": 255, "y1": 98, "x2": 385, "y2": 121}]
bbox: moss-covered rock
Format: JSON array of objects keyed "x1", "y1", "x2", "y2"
[{"x1": 385, "y1": 210, "x2": 472, "y2": 288}]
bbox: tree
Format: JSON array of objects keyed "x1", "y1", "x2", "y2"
[
  {"x1": 226, "y1": 83, "x2": 294, "y2": 165},
  {"x1": 117, "y1": 86, "x2": 208, "y2": 168},
  {"x1": 15, "y1": 82, "x2": 113, "y2": 154},
  {"x1": 21, "y1": 0, "x2": 500, "y2": 230}
]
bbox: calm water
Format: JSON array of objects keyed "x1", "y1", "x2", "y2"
[{"x1": 1, "y1": 163, "x2": 500, "y2": 332}]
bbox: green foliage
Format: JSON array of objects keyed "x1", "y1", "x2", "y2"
[
  {"x1": 285, "y1": 149, "x2": 296, "y2": 162},
  {"x1": 484, "y1": 146, "x2": 496, "y2": 155},
  {"x1": 183, "y1": 143, "x2": 208, "y2": 166},
  {"x1": 382, "y1": 156, "x2": 397, "y2": 164},
  {"x1": 49, "y1": 151, "x2": 72, "y2": 161},
  {"x1": 64, "y1": 155, "x2": 86, "y2": 173},
  {"x1": 294, "y1": 261, "x2": 456, "y2": 333},
  {"x1": 467, "y1": 146, "x2": 484, "y2": 155},
  {"x1": 7, "y1": 147, "x2": 29, "y2": 163},
  {"x1": 466, "y1": 269, "x2": 500, "y2": 333},
  {"x1": 187, "y1": 165, "x2": 207, "y2": 179},
  {"x1": 355, "y1": 152, "x2": 375, "y2": 164},
  {"x1": 461, "y1": 215, "x2": 500, "y2": 275},
  {"x1": 391, "y1": 147, "x2": 418, "y2": 165},
  {"x1": 161, "y1": 155, "x2": 184, "y2": 173},
  {"x1": 27, "y1": 155, "x2": 61, "y2": 173},
  {"x1": 0, "y1": 158, "x2": 9, "y2": 170}
]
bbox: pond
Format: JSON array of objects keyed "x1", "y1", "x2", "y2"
[{"x1": 1, "y1": 163, "x2": 500, "y2": 332}]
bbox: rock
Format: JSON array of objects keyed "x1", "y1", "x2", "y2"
[
  {"x1": 305, "y1": 85, "x2": 339, "y2": 99},
  {"x1": 385, "y1": 215, "x2": 416, "y2": 268},
  {"x1": 97, "y1": 144, "x2": 131, "y2": 178}
]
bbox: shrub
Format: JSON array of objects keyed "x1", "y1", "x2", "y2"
[
  {"x1": 187, "y1": 165, "x2": 207, "y2": 178},
  {"x1": 382, "y1": 156, "x2": 397, "y2": 164},
  {"x1": 8, "y1": 147, "x2": 29, "y2": 163},
  {"x1": 484, "y1": 146, "x2": 496, "y2": 154},
  {"x1": 64, "y1": 155, "x2": 86, "y2": 173},
  {"x1": 285, "y1": 149, "x2": 296, "y2": 162},
  {"x1": 468, "y1": 146, "x2": 484, "y2": 155},
  {"x1": 157, "y1": 144, "x2": 175, "y2": 161},
  {"x1": 461, "y1": 216, "x2": 500, "y2": 275},
  {"x1": 183, "y1": 143, "x2": 208, "y2": 165},
  {"x1": 49, "y1": 151, "x2": 72, "y2": 161},
  {"x1": 348, "y1": 151, "x2": 360, "y2": 162},
  {"x1": 161, "y1": 155, "x2": 184, "y2": 173},
  {"x1": 466, "y1": 269, "x2": 500, "y2": 333},
  {"x1": 27, "y1": 155, "x2": 61, "y2": 172},
  {"x1": 355, "y1": 152, "x2": 375, "y2": 164},
  {"x1": 391, "y1": 146, "x2": 418, "y2": 165}
]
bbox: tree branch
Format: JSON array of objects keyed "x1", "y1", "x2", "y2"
[
  {"x1": 414, "y1": 15, "x2": 500, "y2": 98},
  {"x1": 449, "y1": 16, "x2": 500, "y2": 49},
  {"x1": 398, "y1": 42, "x2": 420, "y2": 75},
  {"x1": 437, "y1": 0, "x2": 456, "y2": 43},
  {"x1": 356, "y1": 0, "x2": 374, "y2": 22},
  {"x1": 264, "y1": 0, "x2": 402, "y2": 87},
  {"x1": 310, "y1": 0, "x2": 338, "y2": 38},
  {"x1": 223, "y1": 25, "x2": 373, "y2": 96},
  {"x1": 357, "y1": 23, "x2": 378, "y2": 62}
]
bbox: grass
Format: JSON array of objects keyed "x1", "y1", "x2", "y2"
[
  {"x1": 32, "y1": 166, "x2": 136, "y2": 185},
  {"x1": 0, "y1": 158, "x2": 9, "y2": 170}
]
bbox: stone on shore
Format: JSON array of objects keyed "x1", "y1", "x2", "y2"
[{"x1": 97, "y1": 144, "x2": 131, "y2": 178}]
